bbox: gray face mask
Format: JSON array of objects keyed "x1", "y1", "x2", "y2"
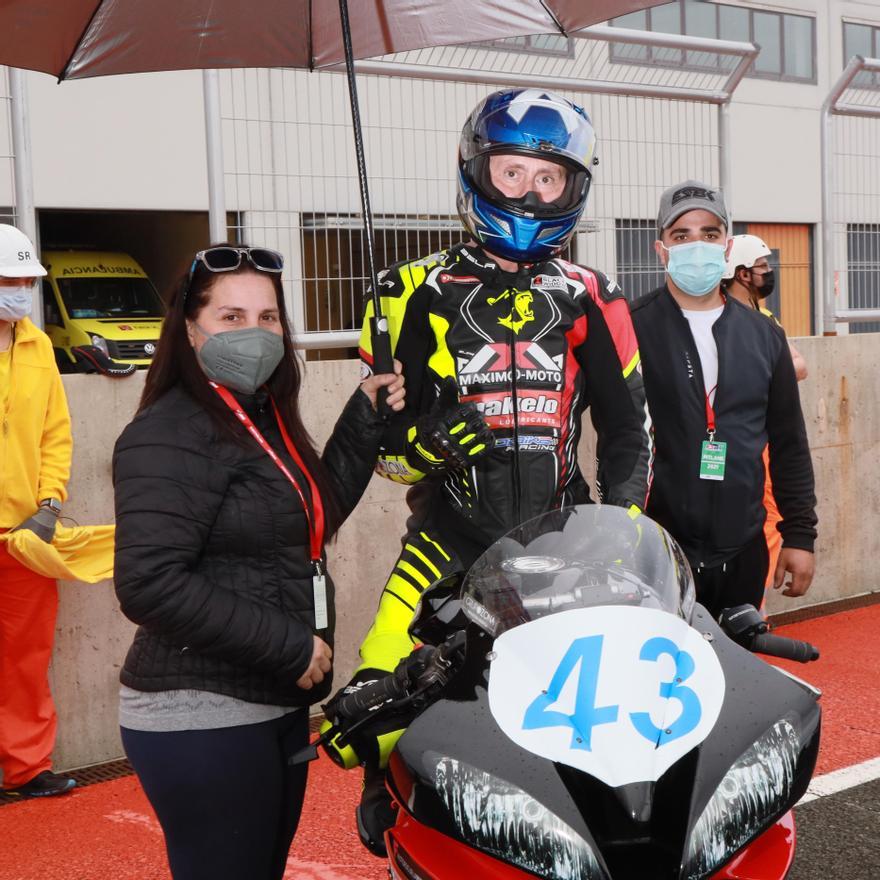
[
  {"x1": 193, "y1": 324, "x2": 285, "y2": 394},
  {"x1": 0, "y1": 287, "x2": 33, "y2": 322}
]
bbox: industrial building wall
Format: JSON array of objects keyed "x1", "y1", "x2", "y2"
[{"x1": 0, "y1": 1, "x2": 875, "y2": 336}]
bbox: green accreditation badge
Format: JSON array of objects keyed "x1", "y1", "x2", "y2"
[{"x1": 700, "y1": 439, "x2": 727, "y2": 481}]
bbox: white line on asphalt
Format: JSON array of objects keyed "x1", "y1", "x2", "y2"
[{"x1": 798, "y1": 756, "x2": 880, "y2": 804}]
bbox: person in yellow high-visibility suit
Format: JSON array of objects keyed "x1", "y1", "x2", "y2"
[
  {"x1": 0, "y1": 224, "x2": 76, "y2": 799},
  {"x1": 722, "y1": 234, "x2": 808, "y2": 610}
]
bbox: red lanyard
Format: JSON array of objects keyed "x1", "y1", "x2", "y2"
[
  {"x1": 705, "y1": 385, "x2": 718, "y2": 440},
  {"x1": 210, "y1": 382, "x2": 325, "y2": 565}
]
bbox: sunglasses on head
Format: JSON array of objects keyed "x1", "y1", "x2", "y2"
[
  {"x1": 194, "y1": 246, "x2": 284, "y2": 274},
  {"x1": 183, "y1": 246, "x2": 284, "y2": 303}
]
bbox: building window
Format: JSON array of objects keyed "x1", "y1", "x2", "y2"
[
  {"x1": 300, "y1": 216, "x2": 464, "y2": 358},
  {"x1": 615, "y1": 220, "x2": 665, "y2": 301},
  {"x1": 843, "y1": 21, "x2": 880, "y2": 88},
  {"x1": 611, "y1": 1, "x2": 816, "y2": 83},
  {"x1": 299, "y1": 214, "x2": 580, "y2": 357},
  {"x1": 474, "y1": 33, "x2": 574, "y2": 58},
  {"x1": 846, "y1": 224, "x2": 880, "y2": 334}
]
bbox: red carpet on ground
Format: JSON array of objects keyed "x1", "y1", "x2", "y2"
[
  {"x1": 0, "y1": 605, "x2": 876, "y2": 880},
  {"x1": 771, "y1": 605, "x2": 880, "y2": 775}
]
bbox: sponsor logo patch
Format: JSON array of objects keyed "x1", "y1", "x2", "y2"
[
  {"x1": 375, "y1": 458, "x2": 418, "y2": 478},
  {"x1": 672, "y1": 185, "x2": 716, "y2": 206},
  {"x1": 531, "y1": 274, "x2": 567, "y2": 292},
  {"x1": 462, "y1": 389, "x2": 563, "y2": 430},
  {"x1": 457, "y1": 342, "x2": 564, "y2": 388},
  {"x1": 487, "y1": 289, "x2": 535, "y2": 334},
  {"x1": 495, "y1": 435, "x2": 559, "y2": 452}
]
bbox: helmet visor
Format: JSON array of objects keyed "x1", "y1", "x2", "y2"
[{"x1": 465, "y1": 152, "x2": 590, "y2": 218}]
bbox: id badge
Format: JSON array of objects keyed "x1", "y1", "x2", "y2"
[
  {"x1": 313, "y1": 574, "x2": 329, "y2": 629},
  {"x1": 699, "y1": 440, "x2": 727, "y2": 481}
]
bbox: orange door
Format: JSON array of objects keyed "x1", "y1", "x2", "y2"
[{"x1": 746, "y1": 223, "x2": 812, "y2": 336}]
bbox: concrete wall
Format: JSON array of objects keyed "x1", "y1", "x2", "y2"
[{"x1": 51, "y1": 333, "x2": 880, "y2": 769}]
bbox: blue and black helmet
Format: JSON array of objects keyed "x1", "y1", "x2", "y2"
[{"x1": 456, "y1": 89, "x2": 597, "y2": 263}]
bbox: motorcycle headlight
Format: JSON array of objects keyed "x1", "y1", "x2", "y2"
[
  {"x1": 683, "y1": 719, "x2": 800, "y2": 879},
  {"x1": 89, "y1": 334, "x2": 109, "y2": 355},
  {"x1": 434, "y1": 756, "x2": 607, "y2": 880}
]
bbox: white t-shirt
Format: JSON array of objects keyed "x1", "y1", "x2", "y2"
[{"x1": 680, "y1": 305, "x2": 724, "y2": 405}]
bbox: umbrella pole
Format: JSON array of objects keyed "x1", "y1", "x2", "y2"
[{"x1": 337, "y1": 0, "x2": 395, "y2": 394}]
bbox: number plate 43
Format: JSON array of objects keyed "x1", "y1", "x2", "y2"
[{"x1": 488, "y1": 606, "x2": 725, "y2": 787}]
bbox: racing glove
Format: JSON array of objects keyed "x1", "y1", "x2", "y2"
[
  {"x1": 13, "y1": 500, "x2": 60, "y2": 544},
  {"x1": 321, "y1": 650, "x2": 435, "y2": 770},
  {"x1": 405, "y1": 377, "x2": 494, "y2": 474}
]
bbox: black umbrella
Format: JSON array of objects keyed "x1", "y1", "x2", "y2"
[{"x1": 0, "y1": 0, "x2": 668, "y2": 379}]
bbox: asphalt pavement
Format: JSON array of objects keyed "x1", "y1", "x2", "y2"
[{"x1": 790, "y1": 779, "x2": 880, "y2": 879}]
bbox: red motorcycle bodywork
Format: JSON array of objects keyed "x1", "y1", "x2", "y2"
[
  {"x1": 385, "y1": 806, "x2": 797, "y2": 880},
  {"x1": 711, "y1": 810, "x2": 797, "y2": 880}
]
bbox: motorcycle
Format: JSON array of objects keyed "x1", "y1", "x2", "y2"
[{"x1": 308, "y1": 505, "x2": 821, "y2": 880}]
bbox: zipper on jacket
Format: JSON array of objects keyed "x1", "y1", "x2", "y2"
[{"x1": 508, "y1": 327, "x2": 522, "y2": 525}]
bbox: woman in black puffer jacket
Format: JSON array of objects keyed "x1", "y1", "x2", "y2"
[{"x1": 112, "y1": 245, "x2": 404, "y2": 880}]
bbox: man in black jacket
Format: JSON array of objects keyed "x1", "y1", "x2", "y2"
[{"x1": 630, "y1": 180, "x2": 817, "y2": 617}]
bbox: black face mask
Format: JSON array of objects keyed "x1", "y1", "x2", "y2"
[{"x1": 751, "y1": 268, "x2": 776, "y2": 300}]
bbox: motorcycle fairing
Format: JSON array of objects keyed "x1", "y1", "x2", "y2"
[{"x1": 388, "y1": 606, "x2": 819, "y2": 880}]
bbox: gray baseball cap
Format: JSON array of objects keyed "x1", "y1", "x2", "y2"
[{"x1": 657, "y1": 180, "x2": 729, "y2": 235}]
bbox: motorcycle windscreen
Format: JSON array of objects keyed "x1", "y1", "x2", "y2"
[
  {"x1": 488, "y1": 605, "x2": 725, "y2": 787},
  {"x1": 461, "y1": 504, "x2": 695, "y2": 638},
  {"x1": 466, "y1": 505, "x2": 719, "y2": 788}
]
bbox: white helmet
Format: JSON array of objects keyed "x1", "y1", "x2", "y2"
[
  {"x1": 723, "y1": 234, "x2": 771, "y2": 280},
  {"x1": 0, "y1": 224, "x2": 46, "y2": 277}
]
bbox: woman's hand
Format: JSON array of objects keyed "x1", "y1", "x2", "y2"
[
  {"x1": 296, "y1": 635, "x2": 333, "y2": 690},
  {"x1": 360, "y1": 359, "x2": 405, "y2": 412}
]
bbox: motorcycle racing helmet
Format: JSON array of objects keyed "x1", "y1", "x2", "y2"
[
  {"x1": 723, "y1": 234, "x2": 771, "y2": 280},
  {"x1": 456, "y1": 89, "x2": 597, "y2": 263}
]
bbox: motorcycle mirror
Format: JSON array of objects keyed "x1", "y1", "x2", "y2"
[{"x1": 409, "y1": 573, "x2": 468, "y2": 645}]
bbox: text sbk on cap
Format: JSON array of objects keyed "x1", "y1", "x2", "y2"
[
  {"x1": 657, "y1": 180, "x2": 730, "y2": 235},
  {"x1": 0, "y1": 224, "x2": 46, "y2": 278}
]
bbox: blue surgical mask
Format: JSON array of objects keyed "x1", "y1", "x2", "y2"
[
  {"x1": 0, "y1": 286, "x2": 33, "y2": 322},
  {"x1": 663, "y1": 241, "x2": 727, "y2": 297}
]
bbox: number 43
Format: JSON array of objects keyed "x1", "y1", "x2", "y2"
[{"x1": 522, "y1": 634, "x2": 702, "y2": 750}]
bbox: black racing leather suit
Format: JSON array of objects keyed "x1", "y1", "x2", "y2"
[{"x1": 357, "y1": 243, "x2": 653, "y2": 674}]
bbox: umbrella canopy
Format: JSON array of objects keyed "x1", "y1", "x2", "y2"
[
  {"x1": 0, "y1": 0, "x2": 667, "y2": 80},
  {"x1": 0, "y1": 0, "x2": 670, "y2": 381}
]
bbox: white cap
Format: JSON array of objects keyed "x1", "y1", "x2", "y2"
[
  {"x1": 723, "y1": 234, "x2": 771, "y2": 280},
  {"x1": 0, "y1": 224, "x2": 46, "y2": 278}
]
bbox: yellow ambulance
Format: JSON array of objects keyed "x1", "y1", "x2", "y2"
[{"x1": 41, "y1": 250, "x2": 164, "y2": 372}]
